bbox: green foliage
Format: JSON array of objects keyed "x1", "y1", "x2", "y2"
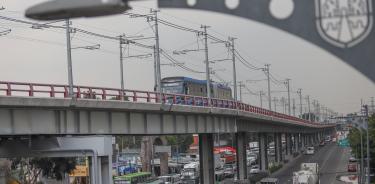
[
  {"x1": 269, "y1": 163, "x2": 283, "y2": 173},
  {"x1": 348, "y1": 114, "x2": 375, "y2": 175},
  {"x1": 165, "y1": 135, "x2": 193, "y2": 154},
  {"x1": 10, "y1": 157, "x2": 77, "y2": 183}
]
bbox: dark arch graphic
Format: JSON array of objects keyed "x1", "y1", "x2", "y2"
[{"x1": 158, "y1": 0, "x2": 375, "y2": 82}]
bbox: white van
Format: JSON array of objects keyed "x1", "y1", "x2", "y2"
[{"x1": 305, "y1": 147, "x2": 315, "y2": 155}]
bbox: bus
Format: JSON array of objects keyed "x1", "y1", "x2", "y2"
[
  {"x1": 161, "y1": 76, "x2": 232, "y2": 105},
  {"x1": 113, "y1": 172, "x2": 152, "y2": 184}
]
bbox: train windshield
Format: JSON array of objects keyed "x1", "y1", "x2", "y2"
[{"x1": 161, "y1": 82, "x2": 184, "y2": 94}]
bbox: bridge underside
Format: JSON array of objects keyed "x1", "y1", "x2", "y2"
[{"x1": 0, "y1": 97, "x2": 330, "y2": 136}]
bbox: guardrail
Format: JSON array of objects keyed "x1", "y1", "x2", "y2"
[{"x1": 0, "y1": 81, "x2": 332, "y2": 128}]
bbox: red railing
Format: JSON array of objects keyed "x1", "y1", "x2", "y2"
[{"x1": 0, "y1": 81, "x2": 332, "y2": 128}]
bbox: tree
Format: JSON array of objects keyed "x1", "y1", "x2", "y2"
[
  {"x1": 348, "y1": 114, "x2": 375, "y2": 176},
  {"x1": 10, "y1": 157, "x2": 77, "y2": 184}
]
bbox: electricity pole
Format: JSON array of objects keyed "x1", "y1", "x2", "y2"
[
  {"x1": 306, "y1": 95, "x2": 311, "y2": 121},
  {"x1": 264, "y1": 64, "x2": 271, "y2": 110},
  {"x1": 202, "y1": 25, "x2": 211, "y2": 105},
  {"x1": 259, "y1": 91, "x2": 263, "y2": 108},
  {"x1": 119, "y1": 34, "x2": 125, "y2": 100},
  {"x1": 297, "y1": 89, "x2": 302, "y2": 117},
  {"x1": 65, "y1": 19, "x2": 74, "y2": 98},
  {"x1": 285, "y1": 79, "x2": 291, "y2": 115},
  {"x1": 363, "y1": 105, "x2": 371, "y2": 184},
  {"x1": 292, "y1": 98, "x2": 296, "y2": 116},
  {"x1": 151, "y1": 9, "x2": 162, "y2": 103},
  {"x1": 273, "y1": 97, "x2": 277, "y2": 112},
  {"x1": 229, "y1": 37, "x2": 237, "y2": 102},
  {"x1": 238, "y1": 81, "x2": 244, "y2": 102}
]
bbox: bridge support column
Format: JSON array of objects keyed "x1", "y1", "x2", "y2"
[
  {"x1": 285, "y1": 133, "x2": 292, "y2": 156},
  {"x1": 236, "y1": 132, "x2": 248, "y2": 180},
  {"x1": 293, "y1": 134, "x2": 299, "y2": 153},
  {"x1": 100, "y1": 156, "x2": 112, "y2": 184},
  {"x1": 199, "y1": 134, "x2": 215, "y2": 184},
  {"x1": 301, "y1": 134, "x2": 306, "y2": 151},
  {"x1": 274, "y1": 133, "x2": 282, "y2": 163},
  {"x1": 259, "y1": 133, "x2": 268, "y2": 171}
]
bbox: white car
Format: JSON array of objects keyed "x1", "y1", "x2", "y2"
[
  {"x1": 250, "y1": 165, "x2": 260, "y2": 174},
  {"x1": 305, "y1": 147, "x2": 315, "y2": 155}
]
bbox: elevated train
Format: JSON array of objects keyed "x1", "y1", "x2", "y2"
[{"x1": 160, "y1": 76, "x2": 232, "y2": 105}]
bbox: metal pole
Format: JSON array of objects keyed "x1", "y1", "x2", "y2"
[
  {"x1": 152, "y1": 9, "x2": 163, "y2": 103},
  {"x1": 239, "y1": 81, "x2": 243, "y2": 102},
  {"x1": 230, "y1": 37, "x2": 237, "y2": 102},
  {"x1": 286, "y1": 79, "x2": 291, "y2": 115},
  {"x1": 297, "y1": 89, "x2": 302, "y2": 117},
  {"x1": 264, "y1": 64, "x2": 271, "y2": 110},
  {"x1": 202, "y1": 25, "x2": 211, "y2": 105},
  {"x1": 273, "y1": 97, "x2": 277, "y2": 112},
  {"x1": 364, "y1": 105, "x2": 370, "y2": 184},
  {"x1": 260, "y1": 91, "x2": 263, "y2": 108},
  {"x1": 65, "y1": 19, "x2": 74, "y2": 97},
  {"x1": 153, "y1": 45, "x2": 157, "y2": 90},
  {"x1": 360, "y1": 128, "x2": 364, "y2": 184},
  {"x1": 293, "y1": 98, "x2": 296, "y2": 117},
  {"x1": 119, "y1": 35, "x2": 125, "y2": 100},
  {"x1": 307, "y1": 95, "x2": 311, "y2": 121}
]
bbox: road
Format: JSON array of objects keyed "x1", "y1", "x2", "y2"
[{"x1": 271, "y1": 143, "x2": 352, "y2": 184}]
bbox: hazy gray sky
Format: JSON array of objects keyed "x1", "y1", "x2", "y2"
[{"x1": 0, "y1": 0, "x2": 374, "y2": 115}]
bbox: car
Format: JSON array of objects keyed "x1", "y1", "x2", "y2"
[
  {"x1": 319, "y1": 140, "x2": 325, "y2": 146},
  {"x1": 349, "y1": 156, "x2": 357, "y2": 162},
  {"x1": 305, "y1": 147, "x2": 315, "y2": 155},
  {"x1": 348, "y1": 163, "x2": 357, "y2": 172},
  {"x1": 249, "y1": 165, "x2": 260, "y2": 174},
  {"x1": 259, "y1": 177, "x2": 279, "y2": 184}
]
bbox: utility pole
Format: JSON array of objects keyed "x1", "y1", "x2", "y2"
[
  {"x1": 285, "y1": 79, "x2": 291, "y2": 115},
  {"x1": 119, "y1": 34, "x2": 125, "y2": 100},
  {"x1": 153, "y1": 45, "x2": 157, "y2": 89},
  {"x1": 306, "y1": 95, "x2": 311, "y2": 121},
  {"x1": 264, "y1": 64, "x2": 272, "y2": 110},
  {"x1": 65, "y1": 19, "x2": 74, "y2": 98},
  {"x1": 259, "y1": 91, "x2": 264, "y2": 108},
  {"x1": 273, "y1": 97, "x2": 277, "y2": 112},
  {"x1": 297, "y1": 89, "x2": 302, "y2": 117},
  {"x1": 281, "y1": 97, "x2": 286, "y2": 114},
  {"x1": 151, "y1": 9, "x2": 162, "y2": 103},
  {"x1": 363, "y1": 105, "x2": 371, "y2": 184},
  {"x1": 238, "y1": 81, "x2": 244, "y2": 102},
  {"x1": 292, "y1": 98, "x2": 296, "y2": 116},
  {"x1": 202, "y1": 25, "x2": 211, "y2": 105},
  {"x1": 229, "y1": 37, "x2": 237, "y2": 102}
]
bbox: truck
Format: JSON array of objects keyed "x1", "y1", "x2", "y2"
[{"x1": 293, "y1": 163, "x2": 320, "y2": 184}]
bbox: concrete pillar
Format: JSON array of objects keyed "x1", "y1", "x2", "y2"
[
  {"x1": 199, "y1": 134, "x2": 215, "y2": 184},
  {"x1": 293, "y1": 134, "x2": 298, "y2": 153},
  {"x1": 274, "y1": 133, "x2": 282, "y2": 163},
  {"x1": 100, "y1": 156, "x2": 113, "y2": 184},
  {"x1": 259, "y1": 133, "x2": 268, "y2": 170},
  {"x1": 236, "y1": 132, "x2": 248, "y2": 180},
  {"x1": 301, "y1": 134, "x2": 306, "y2": 150},
  {"x1": 286, "y1": 133, "x2": 293, "y2": 156}
]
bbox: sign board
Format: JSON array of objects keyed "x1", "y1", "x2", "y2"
[
  {"x1": 154, "y1": 145, "x2": 171, "y2": 154},
  {"x1": 69, "y1": 165, "x2": 88, "y2": 177}
]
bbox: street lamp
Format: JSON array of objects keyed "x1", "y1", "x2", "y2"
[{"x1": 25, "y1": 0, "x2": 131, "y2": 20}]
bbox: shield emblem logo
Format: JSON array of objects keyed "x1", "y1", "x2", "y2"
[{"x1": 315, "y1": 0, "x2": 373, "y2": 48}]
